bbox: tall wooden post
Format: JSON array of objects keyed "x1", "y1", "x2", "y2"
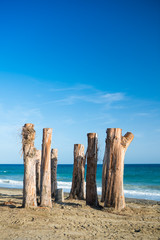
[
  {"x1": 51, "y1": 148, "x2": 58, "y2": 198},
  {"x1": 104, "y1": 128, "x2": 134, "y2": 210},
  {"x1": 40, "y1": 128, "x2": 52, "y2": 208},
  {"x1": 35, "y1": 150, "x2": 41, "y2": 195},
  {"x1": 22, "y1": 123, "x2": 37, "y2": 208},
  {"x1": 69, "y1": 144, "x2": 85, "y2": 199},
  {"x1": 86, "y1": 133, "x2": 99, "y2": 206},
  {"x1": 101, "y1": 149, "x2": 107, "y2": 202}
]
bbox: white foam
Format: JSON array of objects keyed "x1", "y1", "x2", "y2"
[
  {"x1": 57, "y1": 181, "x2": 102, "y2": 194},
  {"x1": 57, "y1": 181, "x2": 71, "y2": 192},
  {"x1": 0, "y1": 179, "x2": 23, "y2": 188},
  {"x1": 124, "y1": 189, "x2": 160, "y2": 201},
  {"x1": 57, "y1": 181, "x2": 160, "y2": 200},
  {"x1": 0, "y1": 178, "x2": 159, "y2": 201}
]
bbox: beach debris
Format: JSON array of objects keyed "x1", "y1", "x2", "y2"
[
  {"x1": 102, "y1": 128, "x2": 134, "y2": 210},
  {"x1": 69, "y1": 144, "x2": 85, "y2": 200},
  {"x1": 135, "y1": 228, "x2": 141, "y2": 232},
  {"x1": 3, "y1": 200, "x2": 16, "y2": 208},
  {"x1": 40, "y1": 128, "x2": 53, "y2": 208},
  {"x1": 86, "y1": 133, "x2": 99, "y2": 207},
  {"x1": 51, "y1": 148, "x2": 58, "y2": 198},
  {"x1": 35, "y1": 150, "x2": 41, "y2": 196},
  {"x1": 55, "y1": 188, "x2": 64, "y2": 203},
  {"x1": 22, "y1": 123, "x2": 37, "y2": 208}
]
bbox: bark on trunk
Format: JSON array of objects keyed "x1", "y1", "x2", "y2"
[
  {"x1": 104, "y1": 128, "x2": 134, "y2": 210},
  {"x1": 69, "y1": 144, "x2": 85, "y2": 199},
  {"x1": 40, "y1": 128, "x2": 52, "y2": 208},
  {"x1": 22, "y1": 123, "x2": 37, "y2": 208},
  {"x1": 101, "y1": 149, "x2": 107, "y2": 202},
  {"x1": 35, "y1": 150, "x2": 41, "y2": 196},
  {"x1": 86, "y1": 133, "x2": 99, "y2": 206},
  {"x1": 51, "y1": 148, "x2": 58, "y2": 198}
]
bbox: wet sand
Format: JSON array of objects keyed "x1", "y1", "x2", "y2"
[{"x1": 0, "y1": 188, "x2": 159, "y2": 240}]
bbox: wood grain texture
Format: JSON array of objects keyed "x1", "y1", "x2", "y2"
[
  {"x1": 22, "y1": 123, "x2": 37, "y2": 208},
  {"x1": 69, "y1": 144, "x2": 85, "y2": 200},
  {"x1": 35, "y1": 150, "x2": 41, "y2": 196},
  {"x1": 40, "y1": 128, "x2": 52, "y2": 208},
  {"x1": 51, "y1": 149, "x2": 58, "y2": 198},
  {"x1": 102, "y1": 128, "x2": 134, "y2": 210},
  {"x1": 86, "y1": 133, "x2": 99, "y2": 206}
]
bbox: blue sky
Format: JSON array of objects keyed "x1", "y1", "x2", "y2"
[{"x1": 0, "y1": 0, "x2": 160, "y2": 164}]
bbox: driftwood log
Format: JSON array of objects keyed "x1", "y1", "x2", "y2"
[
  {"x1": 86, "y1": 133, "x2": 99, "y2": 206},
  {"x1": 35, "y1": 150, "x2": 41, "y2": 195},
  {"x1": 40, "y1": 128, "x2": 52, "y2": 208},
  {"x1": 22, "y1": 123, "x2": 37, "y2": 208},
  {"x1": 51, "y1": 148, "x2": 58, "y2": 198},
  {"x1": 69, "y1": 144, "x2": 85, "y2": 199},
  {"x1": 103, "y1": 128, "x2": 134, "y2": 210}
]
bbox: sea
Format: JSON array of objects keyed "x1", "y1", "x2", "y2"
[{"x1": 0, "y1": 164, "x2": 160, "y2": 201}]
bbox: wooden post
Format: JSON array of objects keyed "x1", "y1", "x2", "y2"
[
  {"x1": 101, "y1": 149, "x2": 107, "y2": 202},
  {"x1": 104, "y1": 128, "x2": 134, "y2": 210},
  {"x1": 69, "y1": 144, "x2": 85, "y2": 199},
  {"x1": 22, "y1": 123, "x2": 37, "y2": 208},
  {"x1": 51, "y1": 148, "x2": 58, "y2": 198},
  {"x1": 35, "y1": 150, "x2": 41, "y2": 195},
  {"x1": 86, "y1": 133, "x2": 99, "y2": 206},
  {"x1": 40, "y1": 128, "x2": 52, "y2": 208},
  {"x1": 55, "y1": 189, "x2": 64, "y2": 203}
]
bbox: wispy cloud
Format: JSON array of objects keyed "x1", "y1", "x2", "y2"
[
  {"x1": 135, "y1": 112, "x2": 150, "y2": 117},
  {"x1": 0, "y1": 104, "x2": 42, "y2": 123},
  {"x1": 101, "y1": 93, "x2": 124, "y2": 102},
  {"x1": 44, "y1": 91, "x2": 125, "y2": 106},
  {"x1": 49, "y1": 84, "x2": 92, "y2": 92}
]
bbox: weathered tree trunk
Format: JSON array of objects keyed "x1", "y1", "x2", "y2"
[
  {"x1": 22, "y1": 123, "x2": 37, "y2": 208},
  {"x1": 86, "y1": 133, "x2": 99, "y2": 206},
  {"x1": 69, "y1": 144, "x2": 85, "y2": 199},
  {"x1": 101, "y1": 149, "x2": 107, "y2": 202},
  {"x1": 104, "y1": 128, "x2": 134, "y2": 210},
  {"x1": 51, "y1": 148, "x2": 58, "y2": 198},
  {"x1": 40, "y1": 128, "x2": 52, "y2": 208},
  {"x1": 35, "y1": 150, "x2": 41, "y2": 195}
]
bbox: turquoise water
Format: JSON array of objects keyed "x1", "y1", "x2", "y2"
[{"x1": 0, "y1": 164, "x2": 160, "y2": 201}]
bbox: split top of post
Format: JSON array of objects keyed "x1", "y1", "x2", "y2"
[{"x1": 87, "y1": 133, "x2": 97, "y2": 138}]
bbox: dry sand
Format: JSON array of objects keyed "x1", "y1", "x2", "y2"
[{"x1": 0, "y1": 188, "x2": 159, "y2": 240}]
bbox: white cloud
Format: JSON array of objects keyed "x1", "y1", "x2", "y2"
[
  {"x1": 44, "y1": 91, "x2": 125, "y2": 106},
  {"x1": 49, "y1": 84, "x2": 92, "y2": 92},
  {"x1": 101, "y1": 93, "x2": 124, "y2": 102},
  {"x1": 135, "y1": 112, "x2": 149, "y2": 116}
]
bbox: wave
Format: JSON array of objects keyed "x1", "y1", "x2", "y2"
[
  {"x1": 0, "y1": 179, "x2": 159, "y2": 201},
  {"x1": 57, "y1": 181, "x2": 102, "y2": 194},
  {"x1": 0, "y1": 179, "x2": 23, "y2": 188},
  {"x1": 57, "y1": 182, "x2": 160, "y2": 201},
  {"x1": 58, "y1": 182, "x2": 160, "y2": 201},
  {"x1": 124, "y1": 189, "x2": 160, "y2": 200},
  {"x1": 124, "y1": 183, "x2": 160, "y2": 191}
]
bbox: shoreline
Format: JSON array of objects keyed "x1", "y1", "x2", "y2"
[
  {"x1": 1, "y1": 164, "x2": 159, "y2": 202},
  {"x1": 0, "y1": 187, "x2": 159, "y2": 205}
]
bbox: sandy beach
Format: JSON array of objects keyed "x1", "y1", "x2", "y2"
[{"x1": 0, "y1": 188, "x2": 159, "y2": 240}]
